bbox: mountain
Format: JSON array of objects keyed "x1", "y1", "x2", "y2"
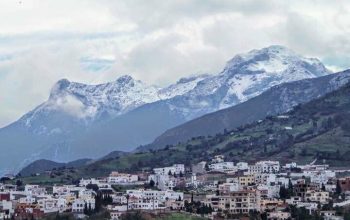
[
  {"x1": 0, "y1": 45, "x2": 331, "y2": 176},
  {"x1": 154, "y1": 45, "x2": 330, "y2": 120},
  {"x1": 144, "y1": 70, "x2": 350, "y2": 151},
  {"x1": 65, "y1": 81, "x2": 350, "y2": 178}
]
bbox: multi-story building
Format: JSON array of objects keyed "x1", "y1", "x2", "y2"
[
  {"x1": 153, "y1": 164, "x2": 185, "y2": 175},
  {"x1": 218, "y1": 183, "x2": 242, "y2": 194},
  {"x1": 239, "y1": 175, "x2": 255, "y2": 186},
  {"x1": 236, "y1": 162, "x2": 249, "y2": 171},
  {"x1": 126, "y1": 189, "x2": 183, "y2": 203},
  {"x1": 209, "y1": 162, "x2": 236, "y2": 173},
  {"x1": 107, "y1": 172, "x2": 139, "y2": 184},
  {"x1": 24, "y1": 185, "x2": 46, "y2": 196},
  {"x1": 249, "y1": 161, "x2": 280, "y2": 174},
  {"x1": 304, "y1": 190, "x2": 329, "y2": 204},
  {"x1": 293, "y1": 179, "x2": 319, "y2": 198},
  {"x1": 205, "y1": 190, "x2": 261, "y2": 214}
]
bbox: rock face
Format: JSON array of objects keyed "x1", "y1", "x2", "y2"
[{"x1": 0, "y1": 45, "x2": 331, "y2": 175}]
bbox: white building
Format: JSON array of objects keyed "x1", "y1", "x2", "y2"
[
  {"x1": 37, "y1": 197, "x2": 60, "y2": 213},
  {"x1": 126, "y1": 189, "x2": 183, "y2": 202},
  {"x1": 72, "y1": 198, "x2": 95, "y2": 213},
  {"x1": 249, "y1": 161, "x2": 280, "y2": 174},
  {"x1": 107, "y1": 172, "x2": 138, "y2": 184},
  {"x1": 209, "y1": 162, "x2": 236, "y2": 173},
  {"x1": 257, "y1": 184, "x2": 280, "y2": 198},
  {"x1": 24, "y1": 185, "x2": 46, "y2": 196},
  {"x1": 153, "y1": 164, "x2": 185, "y2": 175},
  {"x1": 236, "y1": 162, "x2": 249, "y2": 170}
]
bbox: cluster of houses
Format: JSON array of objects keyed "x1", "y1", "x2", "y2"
[
  {"x1": 2, "y1": 156, "x2": 350, "y2": 219},
  {"x1": 0, "y1": 183, "x2": 96, "y2": 219}
]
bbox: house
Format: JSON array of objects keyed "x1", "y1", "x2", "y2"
[
  {"x1": 236, "y1": 162, "x2": 249, "y2": 171},
  {"x1": 304, "y1": 190, "x2": 329, "y2": 204},
  {"x1": 126, "y1": 189, "x2": 183, "y2": 202},
  {"x1": 204, "y1": 189, "x2": 261, "y2": 214},
  {"x1": 257, "y1": 184, "x2": 280, "y2": 198},
  {"x1": 249, "y1": 161, "x2": 280, "y2": 174},
  {"x1": 254, "y1": 173, "x2": 276, "y2": 185},
  {"x1": 293, "y1": 179, "x2": 319, "y2": 198},
  {"x1": 209, "y1": 162, "x2": 236, "y2": 173},
  {"x1": 239, "y1": 175, "x2": 255, "y2": 186},
  {"x1": 24, "y1": 185, "x2": 46, "y2": 196},
  {"x1": 72, "y1": 199, "x2": 88, "y2": 213},
  {"x1": 153, "y1": 164, "x2": 185, "y2": 176},
  {"x1": 37, "y1": 197, "x2": 60, "y2": 213},
  {"x1": 107, "y1": 172, "x2": 139, "y2": 184},
  {"x1": 128, "y1": 197, "x2": 160, "y2": 210},
  {"x1": 0, "y1": 200, "x2": 13, "y2": 218},
  {"x1": 218, "y1": 182, "x2": 242, "y2": 194}
]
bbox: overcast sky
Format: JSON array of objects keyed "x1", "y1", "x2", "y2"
[{"x1": 0, "y1": 0, "x2": 350, "y2": 128}]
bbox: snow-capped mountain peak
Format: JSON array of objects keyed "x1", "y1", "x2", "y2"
[
  {"x1": 166, "y1": 45, "x2": 331, "y2": 117},
  {"x1": 224, "y1": 45, "x2": 330, "y2": 77},
  {"x1": 18, "y1": 45, "x2": 331, "y2": 133}
]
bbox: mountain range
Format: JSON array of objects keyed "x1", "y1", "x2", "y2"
[
  {"x1": 0, "y1": 45, "x2": 332, "y2": 176},
  {"x1": 145, "y1": 70, "x2": 350, "y2": 151},
  {"x1": 20, "y1": 80, "x2": 350, "y2": 179}
]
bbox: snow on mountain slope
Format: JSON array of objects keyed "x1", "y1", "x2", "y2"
[
  {"x1": 20, "y1": 75, "x2": 160, "y2": 130},
  {"x1": 163, "y1": 45, "x2": 331, "y2": 119},
  {"x1": 21, "y1": 45, "x2": 330, "y2": 132},
  {"x1": 158, "y1": 74, "x2": 210, "y2": 99}
]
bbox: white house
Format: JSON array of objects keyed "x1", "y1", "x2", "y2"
[
  {"x1": 107, "y1": 172, "x2": 138, "y2": 184},
  {"x1": 153, "y1": 164, "x2": 185, "y2": 175},
  {"x1": 249, "y1": 161, "x2": 280, "y2": 174},
  {"x1": 209, "y1": 162, "x2": 236, "y2": 173}
]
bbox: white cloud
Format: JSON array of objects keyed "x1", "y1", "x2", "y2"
[
  {"x1": 1, "y1": 0, "x2": 350, "y2": 127},
  {"x1": 48, "y1": 94, "x2": 97, "y2": 119}
]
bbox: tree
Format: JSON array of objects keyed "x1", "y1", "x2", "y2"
[
  {"x1": 16, "y1": 179, "x2": 23, "y2": 187},
  {"x1": 168, "y1": 170, "x2": 172, "y2": 176},
  {"x1": 336, "y1": 179, "x2": 342, "y2": 195},
  {"x1": 94, "y1": 193, "x2": 103, "y2": 213},
  {"x1": 86, "y1": 184, "x2": 99, "y2": 192},
  {"x1": 126, "y1": 194, "x2": 130, "y2": 211},
  {"x1": 149, "y1": 179, "x2": 155, "y2": 188},
  {"x1": 204, "y1": 163, "x2": 210, "y2": 171},
  {"x1": 83, "y1": 203, "x2": 88, "y2": 215}
]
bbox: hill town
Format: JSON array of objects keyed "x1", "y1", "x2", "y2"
[{"x1": 2, "y1": 156, "x2": 350, "y2": 220}]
